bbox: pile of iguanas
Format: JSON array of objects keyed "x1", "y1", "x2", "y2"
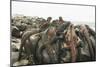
[{"x1": 11, "y1": 16, "x2": 96, "y2": 66}]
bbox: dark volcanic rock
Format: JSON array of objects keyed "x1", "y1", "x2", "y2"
[{"x1": 12, "y1": 26, "x2": 20, "y2": 38}]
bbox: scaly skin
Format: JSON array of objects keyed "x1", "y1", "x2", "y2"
[
  {"x1": 18, "y1": 29, "x2": 40, "y2": 61},
  {"x1": 65, "y1": 24, "x2": 78, "y2": 62}
]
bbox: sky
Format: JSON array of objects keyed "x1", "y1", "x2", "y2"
[{"x1": 12, "y1": 1, "x2": 95, "y2": 23}]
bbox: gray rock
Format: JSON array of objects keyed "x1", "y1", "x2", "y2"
[
  {"x1": 13, "y1": 59, "x2": 29, "y2": 66},
  {"x1": 11, "y1": 52, "x2": 19, "y2": 65},
  {"x1": 12, "y1": 26, "x2": 20, "y2": 38},
  {"x1": 16, "y1": 23, "x2": 27, "y2": 31}
]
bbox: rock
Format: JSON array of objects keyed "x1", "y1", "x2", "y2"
[
  {"x1": 12, "y1": 26, "x2": 20, "y2": 38},
  {"x1": 16, "y1": 23, "x2": 27, "y2": 31},
  {"x1": 11, "y1": 38, "x2": 21, "y2": 51},
  {"x1": 11, "y1": 44, "x2": 19, "y2": 52},
  {"x1": 13, "y1": 59, "x2": 29, "y2": 66},
  {"x1": 11, "y1": 52, "x2": 19, "y2": 65},
  {"x1": 12, "y1": 38, "x2": 19, "y2": 43}
]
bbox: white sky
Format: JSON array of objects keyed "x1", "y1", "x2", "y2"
[{"x1": 12, "y1": 1, "x2": 95, "y2": 22}]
